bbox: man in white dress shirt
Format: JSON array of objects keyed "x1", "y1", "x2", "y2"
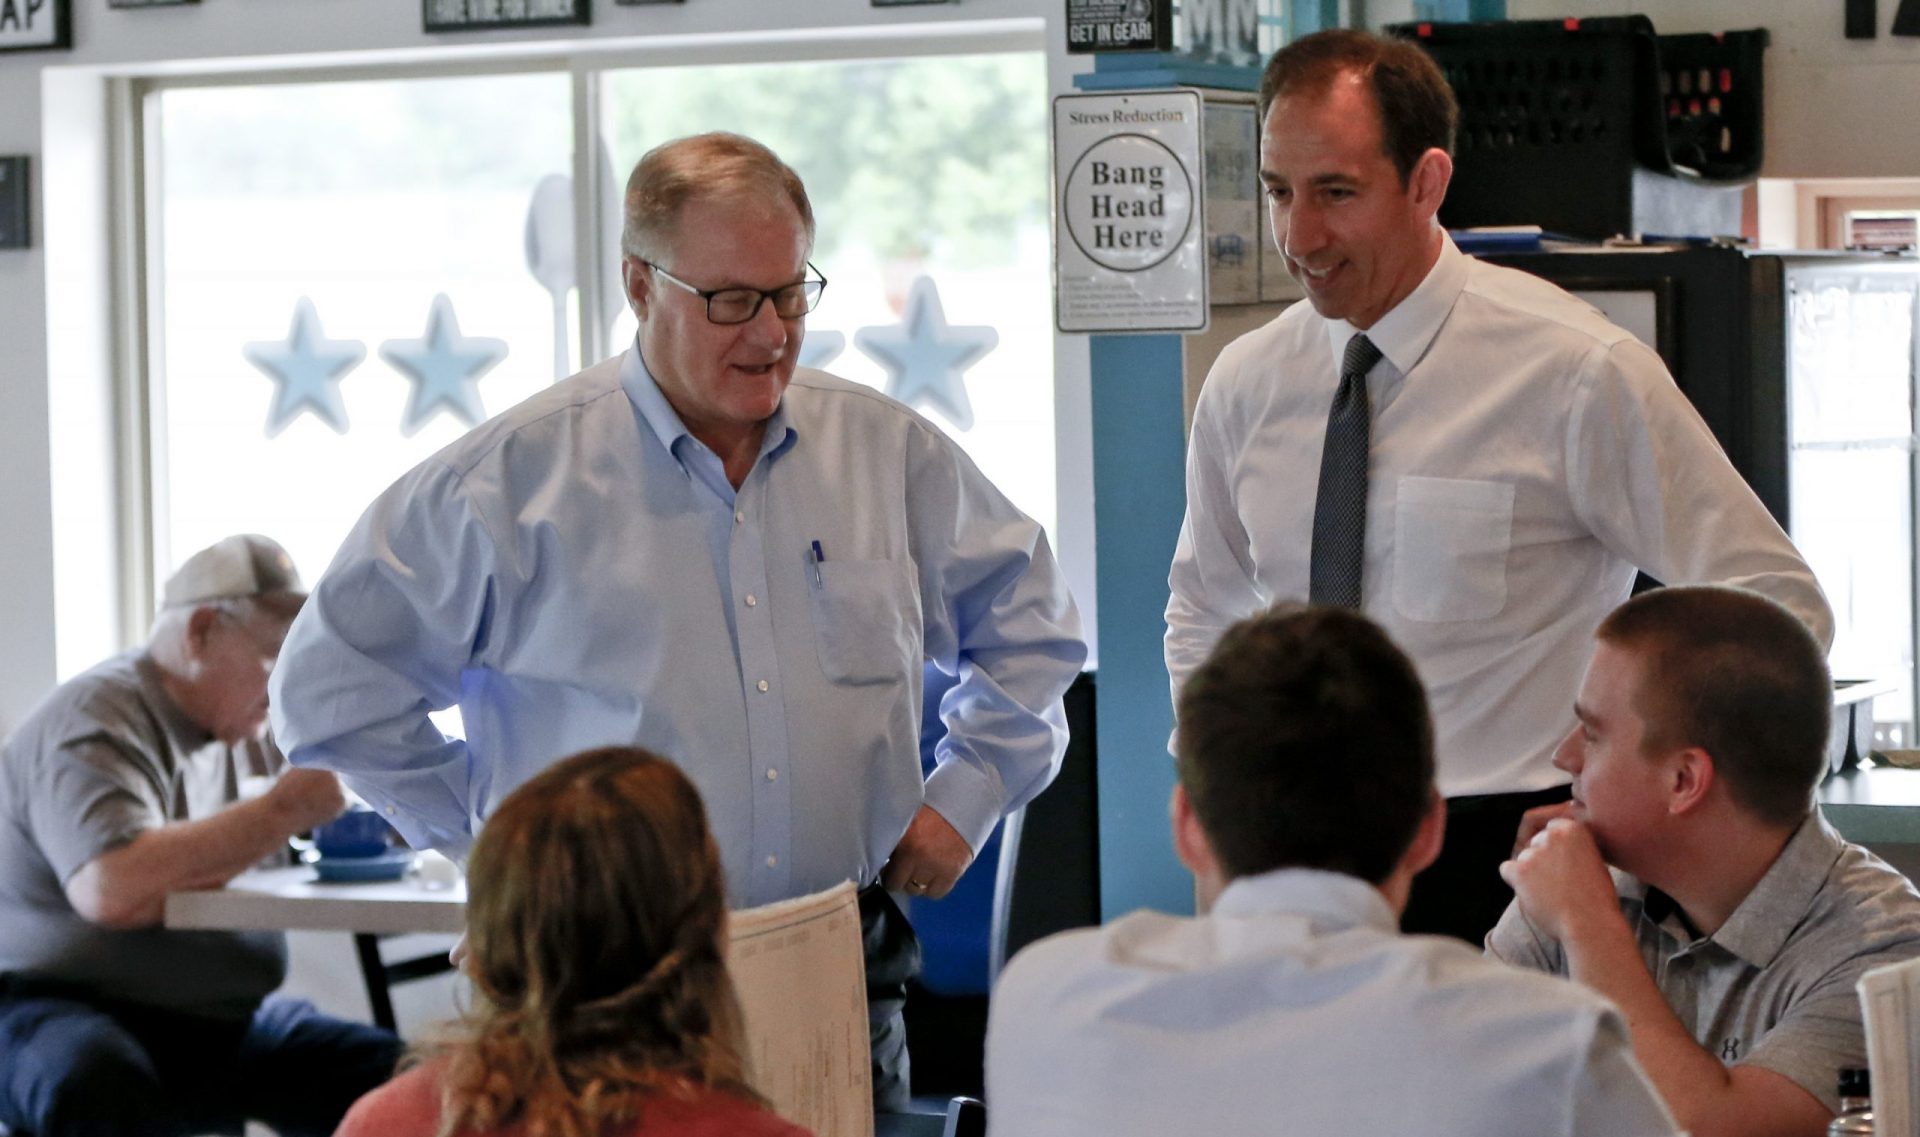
[
  {"x1": 1165, "y1": 29, "x2": 1830, "y2": 943},
  {"x1": 987, "y1": 604, "x2": 1681, "y2": 1136}
]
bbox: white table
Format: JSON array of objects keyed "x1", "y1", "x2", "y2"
[
  {"x1": 165, "y1": 863, "x2": 466, "y2": 1030},
  {"x1": 166, "y1": 864, "x2": 465, "y2": 935}
]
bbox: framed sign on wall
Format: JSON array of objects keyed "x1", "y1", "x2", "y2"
[
  {"x1": 1065, "y1": 0, "x2": 1174, "y2": 53},
  {"x1": 0, "y1": 0, "x2": 71, "y2": 53},
  {"x1": 423, "y1": 0, "x2": 590, "y2": 33}
]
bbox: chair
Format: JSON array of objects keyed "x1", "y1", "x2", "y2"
[{"x1": 991, "y1": 671, "x2": 1101, "y2": 981}]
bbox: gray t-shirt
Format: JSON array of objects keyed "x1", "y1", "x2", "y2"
[
  {"x1": 0, "y1": 651, "x2": 286, "y2": 1019},
  {"x1": 1487, "y1": 810, "x2": 1920, "y2": 1113}
]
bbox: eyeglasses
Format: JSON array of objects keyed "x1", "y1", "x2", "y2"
[{"x1": 644, "y1": 260, "x2": 827, "y2": 325}]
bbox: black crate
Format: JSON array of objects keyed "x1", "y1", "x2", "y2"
[
  {"x1": 1386, "y1": 16, "x2": 1768, "y2": 239},
  {"x1": 1656, "y1": 29, "x2": 1768, "y2": 182}
]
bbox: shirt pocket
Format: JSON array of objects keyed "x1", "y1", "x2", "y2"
[
  {"x1": 1392, "y1": 476, "x2": 1516, "y2": 623},
  {"x1": 808, "y1": 558, "x2": 919, "y2": 686}
]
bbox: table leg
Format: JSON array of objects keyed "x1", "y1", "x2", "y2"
[{"x1": 353, "y1": 932, "x2": 398, "y2": 1033}]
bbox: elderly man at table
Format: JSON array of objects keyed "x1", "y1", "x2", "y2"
[
  {"x1": 0, "y1": 535, "x2": 401, "y2": 1137},
  {"x1": 1489, "y1": 585, "x2": 1920, "y2": 1137},
  {"x1": 270, "y1": 131, "x2": 1085, "y2": 1109},
  {"x1": 985, "y1": 604, "x2": 1681, "y2": 1136}
]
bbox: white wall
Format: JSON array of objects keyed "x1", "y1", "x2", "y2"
[{"x1": 0, "y1": 0, "x2": 1096, "y2": 731}]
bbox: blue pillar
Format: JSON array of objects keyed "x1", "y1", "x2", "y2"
[
  {"x1": 1075, "y1": 44, "x2": 1263, "y2": 922},
  {"x1": 1090, "y1": 333, "x2": 1191, "y2": 919}
]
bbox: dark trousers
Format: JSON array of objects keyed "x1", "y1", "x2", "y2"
[
  {"x1": 1401, "y1": 785, "x2": 1573, "y2": 946},
  {"x1": 0, "y1": 979, "x2": 401, "y2": 1137},
  {"x1": 859, "y1": 884, "x2": 922, "y2": 1112}
]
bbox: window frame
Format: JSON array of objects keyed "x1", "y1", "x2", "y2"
[{"x1": 102, "y1": 21, "x2": 1048, "y2": 654}]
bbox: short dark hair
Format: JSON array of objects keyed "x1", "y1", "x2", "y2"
[
  {"x1": 1258, "y1": 28, "x2": 1458, "y2": 184},
  {"x1": 1176, "y1": 605, "x2": 1434, "y2": 885},
  {"x1": 1596, "y1": 586, "x2": 1831, "y2": 828}
]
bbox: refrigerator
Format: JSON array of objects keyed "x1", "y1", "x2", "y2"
[{"x1": 1482, "y1": 245, "x2": 1920, "y2": 746}]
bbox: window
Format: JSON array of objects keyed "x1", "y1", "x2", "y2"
[
  {"x1": 149, "y1": 71, "x2": 573, "y2": 596},
  {"x1": 89, "y1": 42, "x2": 1055, "y2": 676}
]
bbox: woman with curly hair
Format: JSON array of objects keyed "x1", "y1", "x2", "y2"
[{"x1": 335, "y1": 746, "x2": 809, "y2": 1137}]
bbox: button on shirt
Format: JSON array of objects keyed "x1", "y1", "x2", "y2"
[
  {"x1": 986, "y1": 867, "x2": 1681, "y2": 1137},
  {"x1": 269, "y1": 349, "x2": 1085, "y2": 907},
  {"x1": 1489, "y1": 810, "x2": 1920, "y2": 1113},
  {"x1": 1166, "y1": 237, "x2": 1832, "y2": 797}
]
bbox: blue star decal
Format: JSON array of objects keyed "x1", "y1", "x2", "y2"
[
  {"x1": 379, "y1": 294, "x2": 508, "y2": 436},
  {"x1": 799, "y1": 330, "x2": 845, "y2": 370},
  {"x1": 243, "y1": 298, "x2": 365, "y2": 437},
  {"x1": 854, "y1": 277, "x2": 998, "y2": 432}
]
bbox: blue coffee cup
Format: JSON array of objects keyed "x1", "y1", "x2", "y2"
[{"x1": 311, "y1": 806, "x2": 394, "y2": 860}]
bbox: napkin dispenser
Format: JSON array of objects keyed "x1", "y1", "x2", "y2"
[{"x1": 1831, "y1": 678, "x2": 1899, "y2": 775}]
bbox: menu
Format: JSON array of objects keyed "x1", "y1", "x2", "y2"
[
  {"x1": 729, "y1": 882, "x2": 873, "y2": 1137},
  {"x1": 1859, "y1": 954, "x2": 1920, "y2": 1134}
]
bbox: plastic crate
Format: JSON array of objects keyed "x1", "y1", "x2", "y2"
[
  {"x1": 1386, "y1": 16, "x2": 1769, "y2": 238},
  {"x1": 1655, "y1": 28, "x2": 1768, "y2": 182}
]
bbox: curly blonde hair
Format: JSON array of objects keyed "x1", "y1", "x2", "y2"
[{"x1": 430, "y1": 746, "x2": 759, "y2": 1137}]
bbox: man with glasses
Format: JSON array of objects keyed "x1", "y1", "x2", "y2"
[
  {"x1": 271, "y1": 132, "x2": 1085, "y2": 1107},
  {"x1": 0, "y1": 534, "x2": 401, "y2": 1136}
]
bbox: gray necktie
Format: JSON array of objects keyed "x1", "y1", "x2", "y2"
[{"x1": 1309, "y1": 334, "x2": 1383, "y2": 608}]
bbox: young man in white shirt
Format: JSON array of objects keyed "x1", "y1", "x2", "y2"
[
  {"x1": 1491, "y1": 585, "x2": 1920, "y2": 1137},
  {"x1": 1165, "y1": 28, "x2": 1829, "y2": 944},
  {"x1": 988, "y1": 604, "x2": 1680, "y2": 1136}
]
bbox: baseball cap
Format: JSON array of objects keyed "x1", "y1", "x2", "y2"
[{"x1": 160, "y1": 534, "x2": 306, "y2": 610}]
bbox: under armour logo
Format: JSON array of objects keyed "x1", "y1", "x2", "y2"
[{"x1": 1721, "y1": 1038, "x2": 1742, "y2": 1061}]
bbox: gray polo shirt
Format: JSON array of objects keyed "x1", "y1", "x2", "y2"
[
  {"x1": 1487, "y1": 811, "x2": 1920, "y2": 1113},
  {"x1": 0, "y1": 651, "x2": 286, "y2": 1020}
]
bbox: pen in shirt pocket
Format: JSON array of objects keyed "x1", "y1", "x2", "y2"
[{"x1": 809, "y1": 540, "x2": 826, "y2": 587}]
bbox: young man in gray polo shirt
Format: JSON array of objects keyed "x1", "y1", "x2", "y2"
[
  {"x1": 0, "y1": 535, "x2": 399, "y2": 1137},
  {"x1": 1489, "y1": 585, "x2": 1920, "y2": 1137}
]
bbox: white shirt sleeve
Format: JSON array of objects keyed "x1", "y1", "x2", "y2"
[
  {"x1": 1565, "y1": 336, "x2": 1834, "y2": 648},
  {"x1": 1165, "y1": 373, "x2": 1269, "y2": 723}
]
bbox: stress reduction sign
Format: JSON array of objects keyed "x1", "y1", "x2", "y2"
[{"x1": 1054, "y1": 89, "x2": 1207, "y2": 334}]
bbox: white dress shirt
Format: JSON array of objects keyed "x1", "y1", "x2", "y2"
[
  {"x1": 986, "y1": 868, "x2": 1682, "y2": 1137},
  {"x1": 270, "y1": 348, "x2": 1085, "y2": 906},
  {"x1": 1166, "y1": 236, "x2": 1832, "y2": 797}
]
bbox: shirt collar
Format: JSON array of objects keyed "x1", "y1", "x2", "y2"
[
  {"x1": 1211, "y1": 866, "x2": 1399, "y2": 934},
  {"x1": 1707, "y1": 811, "x2": 1845, "y2": 967},
  {"x1": 133, "y1": 652, "x2": 214, "y2": 753},
  {"x1": 1320, "y1": 233, "x2": 1469, "y2": 380},
  {"x1": 618, "y1": 344, "x2": 797, "y2": 467}
]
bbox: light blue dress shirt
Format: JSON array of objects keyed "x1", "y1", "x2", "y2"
[{"x1": 269, "y1": 348, "x2": 1085, "y2": 906}]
